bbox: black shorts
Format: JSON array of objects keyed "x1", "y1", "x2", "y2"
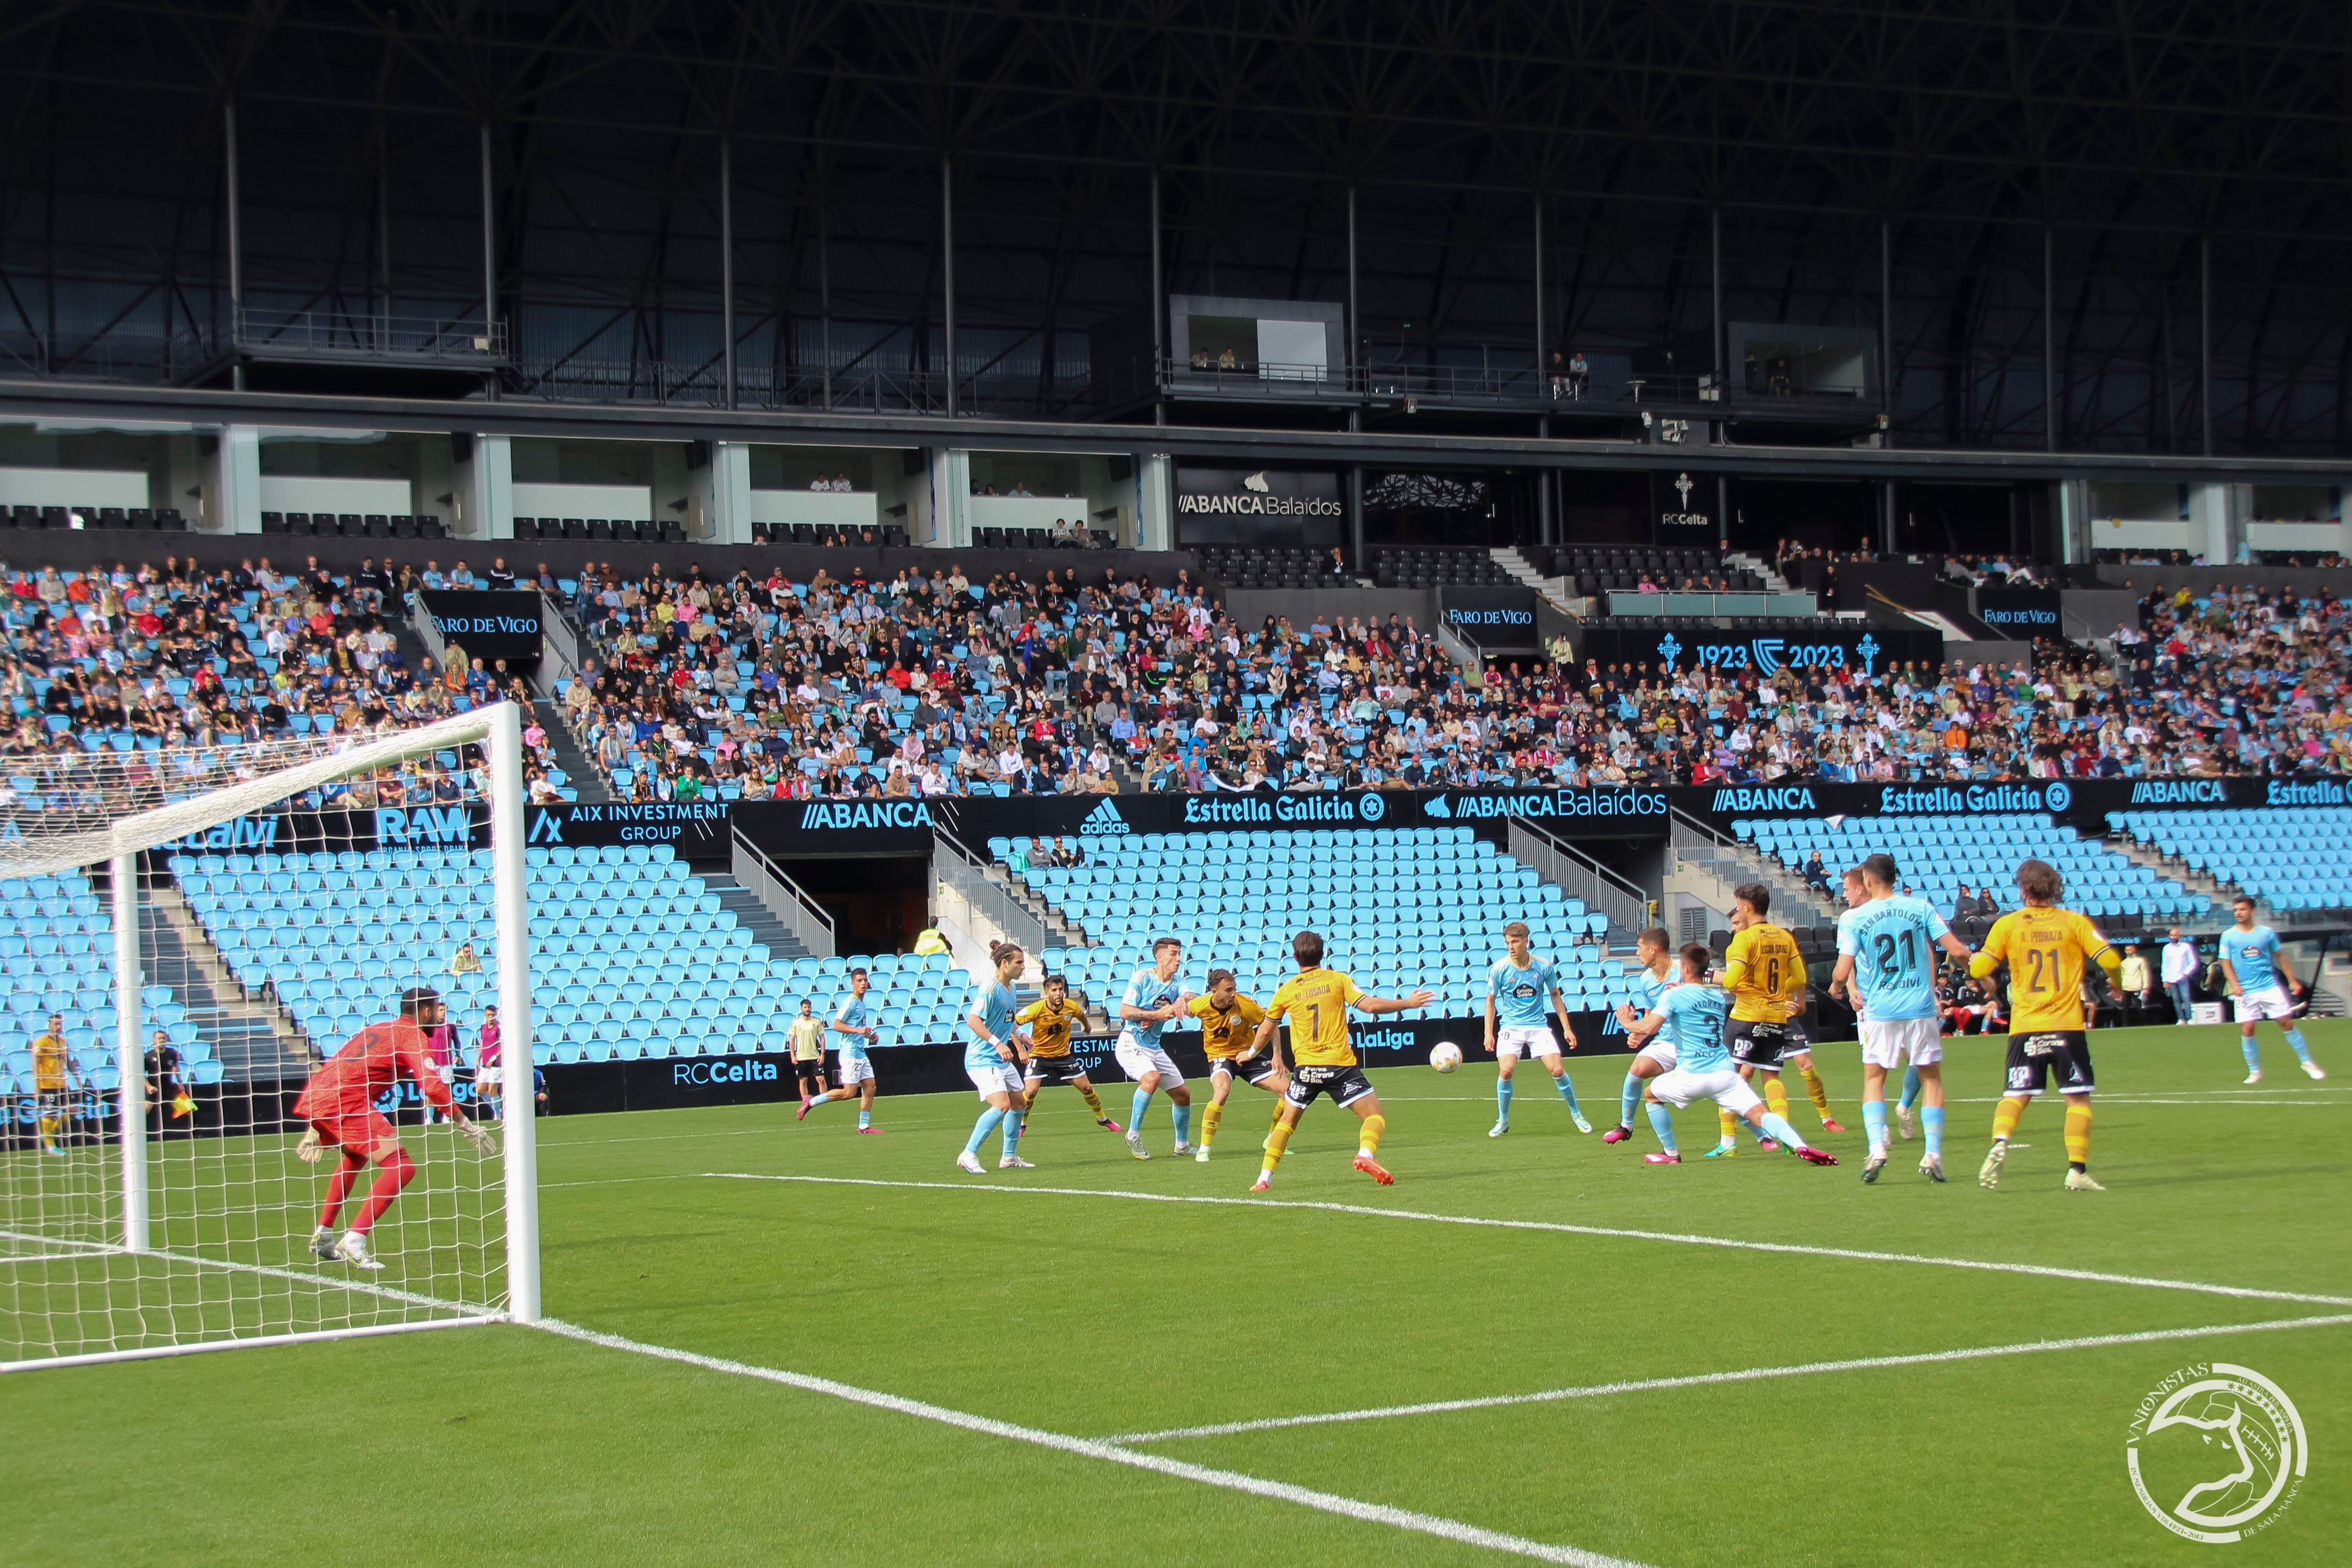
[
  {"x1": 1284, "y1": 1063, "x2": 1376, "y2": 1109},
  {"x1": 2003, "y1": 1031, "x2": 2094, "y2": 1097},
  {"x1": 1023, "y1": 1054, "x2": 1092, "y2": 1085},
  {"x1": 1727, "y1": 1020, "x2": 1800, "y2": 1068},
  {"x1": 791, "y1": 1055, "x2": 826, "y2": 1081},
  {"x1": 1210, "y1": 1054, "x2": 1281, "y2": 1086}
]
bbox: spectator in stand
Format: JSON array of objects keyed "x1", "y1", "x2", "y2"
[
  {"x1": 2162, "y1": 928, "x2": 2201, "y2": 1024},
  {"x1": 2118, "y1": 943, "x2": 2153, "y2": 1019}
]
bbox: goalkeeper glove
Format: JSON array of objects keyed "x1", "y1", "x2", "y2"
[
  {"x1": 294, "y1": 1129, "x2": 325, "y2": 1165},
  {"x1": 457, "y1": 1118, "x2": 499, "y2": 1158}
]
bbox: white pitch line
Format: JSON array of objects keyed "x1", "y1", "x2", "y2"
[
  {"x1": 1103, "y1": 1313, "x2": 2352, "y2": 1444},
  {"x1": 533, "y1": 1317, "x2": 1652, "y2": 1568},
  {"x1": 0, "y1": 1226, "x2": 497, "y2": 1316},
  {"x1": 705, "y1": 1173, "x2": 2352, "y2": 1308}
]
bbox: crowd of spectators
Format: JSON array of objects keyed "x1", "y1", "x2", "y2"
[
  {"x1": 6, "y1": 548, "x2": 2351, "y2": 812},
  {"x1": 549, "y1": 557, "x2": 2352, "y2": 797},
  {"x1": 0, "y1": 555, "x2": 571, "y2": 809}
]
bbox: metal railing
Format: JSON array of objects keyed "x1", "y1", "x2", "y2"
[
  {"x1": 234, "y1": 307, "x2": 506, "y2": 361},
  {"x1": 932, "y1": 829, "x2": 1054, "y2": 956},
  {"x1": 1669, "y1": 808, "x2": 1831, "y2": 920},
  {"x1": 1505, "y1": 818, "x2": 1652, "y2": 939},
  {"x1": 731, "y1": 826, "x2": 836, "y2": 959}
]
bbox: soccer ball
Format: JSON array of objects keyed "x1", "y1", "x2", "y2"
[{"x1": 1429, "y1": 1042, "x2": 1464, "y2": 1074}]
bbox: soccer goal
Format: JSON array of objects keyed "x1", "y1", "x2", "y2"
[{"x1": 0, "y1": 703, "x2": 538, "y2": 1372}]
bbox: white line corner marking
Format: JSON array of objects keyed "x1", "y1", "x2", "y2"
[
  {"x1": 701, "y1": 1173, "x2": 2352, "y2": 1309},
  {"x1": 1102, "y1": 1313, "x2": 2352, "y2": 1445},
  {"x1": 533, "y1": 1317, "x2": 1652, "y2": 1568}
]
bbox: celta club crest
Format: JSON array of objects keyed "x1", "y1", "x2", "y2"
[
  {"x1": 1656, "y1": 633, "x2": 1683, "y2": 668},
  {"x1": 1674, "y1": 473, "x2": 1694, "y2": 509},
  {"x1": 1857, "y1": 633, "x2": 1880, "y2": 675}
]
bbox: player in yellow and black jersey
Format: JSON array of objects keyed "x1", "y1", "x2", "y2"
[
  {"x1": 1187, "y1": 970, "x2": 1274, "y2": 1163},
  {"x1": 1711, "y1": 883, "x2": 1842, "y2": 1155},
  {"x1": 1017, "y1": 974, "x2": 1125, "y2": 1137},
  {"x1": 31, "y1": 1011, "x2": 77, "y2": 1156},
  {"x1": 1970, "y1": 859, "x2": 2121, "y2": 1192},
  {"x1": 1245, "y1": 930, "x2": 1432, "y2": 1190}
]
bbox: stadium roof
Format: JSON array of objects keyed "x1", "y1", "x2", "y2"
[{"x1": 3, "y1": 1, "x2": 2347, "y2": 456}]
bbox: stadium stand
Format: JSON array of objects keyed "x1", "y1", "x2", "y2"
[
  {"x1": 1004, "y1": 825, "x2": 1621, "y2": 1019},
  {"x1": 1538, "y1": 545, "x2": 1765, "y2": 598},
  {"x1": 1371, "y1": 547, "x2": 1513, "y2": 588},
  {"x1": 171, "y1": 843, "x2": 971, "y2": 1068},
  {"x1": 1737, "y1": 813, "x2": 2205, "y2": 934},
  {"x1": 1196, "y1": 544, "x2": 1352, "y2": 589},
  {"x1": 2112, "y1": 808, "x2": 2352, "y2": 914},
  {"x1": 0, "y1": 872, "x2": 224, "y2": 1098}
]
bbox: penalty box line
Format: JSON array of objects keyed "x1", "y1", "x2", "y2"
[
  {"x1": 1104, "y1": 1312, "x2": 2352, "y2": 1444},
  {"x1": 705, "y1": 1173, "x2": 2352, "y2": 1309},
  {"x1": 532, "y1": 1316, "x2": 1654, "y2": 1568}
]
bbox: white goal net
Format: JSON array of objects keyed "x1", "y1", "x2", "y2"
[{"x1": 0, "y1": 704, "x2": 538, "y2": 1372}]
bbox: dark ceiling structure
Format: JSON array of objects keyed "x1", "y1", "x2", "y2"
[{"x1": 1, "y1": 1, "x2": 2345, "y2": 455}]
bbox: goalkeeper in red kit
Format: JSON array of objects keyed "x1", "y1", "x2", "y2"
[{"x1": 293, "y1": 987, "x2": 496, "y2": 1271}]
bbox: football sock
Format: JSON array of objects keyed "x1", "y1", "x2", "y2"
[
  {"x1": 1270, "y1": 1096, "x2": 1288, "y2": 1130},
  {"x1": 1991, "y1": 1096, "x2": 2026, "y2": 1142},
  {"x1": 1020, "y1": 1089, "x2": 1038, "y2": 1112},
  {"x1": 1618, "y1": 1072, "x2": 1643, "y2": 1128},
  {"x1": 1001, "y1": 1108, "x2": 1023, "y2": 1158},
  {"x1": 352, "y1": 1149, "x2": 416, "y2": 1235},
  {"x1": 1201, "y1": 1102, "x2": 1225, "y2": 1147},
  {"x1": 1921, "y1": 1105, "x2": 1945, "y2": 1159},
  {"x1": 2283, "y1": 1028, "x2": 2314, "y2": 1066},
  {"x1": 1898, "y1": 1065, "x2": 1922, "y2": 1112},
  {"x1": 1551, "y1": 1072, "x2": 1581, "y2": 1114},
  {"x1": 1717, "y1": 1109, "x2": 1740, "y2": 1145},
  {"x1": 2064, "y1": 1101, "x2": 2092, "y2": 1171},
  {"x1": 2240, "y1": 1035, "x2": 2262, "y2": 1073},
  {"x1": 1764, "y1": 1078, "x2": 1791, "y2": 1123},
  {"x1": 1172, "y1": 1103, "x2": 1193, "y2": 1146},
  {"x1": 1078, "y1": 1084, "x2": 1107, "y2": 1118},
  {"x1": 964, "y1": 1106, "x2": 1004, "y2": 1155},
  {"x1": 1358, "y1": 1113, "x2": 1386, "y2": 1158},
  {"x1": 1129, "y1": 1087, "x2": 1152, "y2": 1130},
  {"x1": 37, "y1": 1113, "x2": 58, "y2": 1147},
  {"x1": 1496, "y1": 1076, "x2": 1515, "y2": 1123},
  {"x1": 1800, "y1": 1063, "x2": 1832, "y2": 1118},
  {"x1": 1861, "y1": 1098, "x2": 1889, "y2": 1152},
  {"x1": 1759, "y1": 1111, "x2": 1807, "y2": 1151},
  {"x1": 857, "y1": 1108, "x2": 871, "y2": 1130},
  {"x1": 1262, "y1": 1121, "x2": 1294, "y2": 1172},
  {"x1": 319, "y1": 1152, "x2": 366, "y2": 1230},
  {"x1": 1645, "y1": 1103, "x2": 1679, "y2": 1154}
]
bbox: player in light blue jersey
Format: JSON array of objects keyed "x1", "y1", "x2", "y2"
[
  {"x1": 957, "y1": 941, "x2": 1034, "y2": 1174},
  {"x1": 1115, "y1": 937, "x2": 1196, "y2": 1159},
  {"x1": 2219, "y1": 895, "x2": 2324, "y2": 1083},
  {"x1": 1483, "y1": 920, "x2": 1588, "y2": 1137},
  {"x1": 799, "y1": 966, "x2": 884, "y2": 1131},
  {"x1": 1623, "y1": 944, "x2": 1837, "y2": 1167},
  {"x1": 1831, "y1": 854, "x2": 1975, "y2": 1183},
  {"x1": 1602, "y1": 926, "x2": 1678, "y2": 1148}
]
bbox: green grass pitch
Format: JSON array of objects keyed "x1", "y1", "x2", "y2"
[{"x1": 4, "y1": 1022, "x2": 2347, "y2": 1566}]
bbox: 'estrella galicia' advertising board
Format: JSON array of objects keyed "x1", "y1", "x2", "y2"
[
  {"x1": 1572, "y1": 623, "x2": 1943, "y2": 677},
  {"x1": 414, "y1": 589, "x2": 545, "y2": 663}
]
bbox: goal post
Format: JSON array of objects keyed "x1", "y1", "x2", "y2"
[{"x1": 2, "y1": 701, "x2": 537, "y2": 1372}]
